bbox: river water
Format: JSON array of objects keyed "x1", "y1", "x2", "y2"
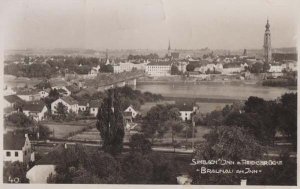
[{"x1": 135, "y1": 83, "x2": 296, "y2": 101}]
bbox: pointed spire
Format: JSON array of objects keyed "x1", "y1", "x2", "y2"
[{"x1": 168, "y1": 40, "x2": 171, "y2": 51}]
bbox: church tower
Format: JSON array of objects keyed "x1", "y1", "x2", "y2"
[
  {"x1": 168, "y1": 40, "x2": 171, "y2": 57},
  {"x1": 263, "y1": 19, "x2": 272, "y2": 63}
]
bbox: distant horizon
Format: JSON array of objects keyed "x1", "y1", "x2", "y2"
[{"x1": 4, "y1": 46, "x2": 297, "y2": 52}]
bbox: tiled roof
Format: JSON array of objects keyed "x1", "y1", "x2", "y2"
[
  {"x1": 4, "y1": 132, "x2": 26, "y2": 150},
  {"x1": 16, "y1": 89, "x2": 40, "y2": 95},
  {"x1": 78, "y1": 99, "x2": 89, "y2": 106},
  {"x1": 23, "y1": 102, "x2": 46, "y2": 112},
  {"x1": 147, "y1": 61, "x2": 173, "y2": 66},
  {"x1": 176, "y1": 102, "x2": 195, "y2": 111},
  {"x1": 4, "y1": 95, "x2": 24, "y2": 104},
  {"x1": 61, "y1": 96, "x2": 78, "y2": 105},
  {"x1": 89, "y1": 100, "x2": 102, "y2": 108}
]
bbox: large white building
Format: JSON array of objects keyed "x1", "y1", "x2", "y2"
[
  {"x1": 269, "y1": 64, "x2": 285, "y2": 73},
  {"x1": 146, "y1": 61, "x2": 173, "y2": 76},
  {"x1": 113, "y1": 61, "x2": 147, "y2": 73}
]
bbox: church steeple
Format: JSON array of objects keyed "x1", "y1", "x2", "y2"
[
  {"x1": 167, "y1": 40, "x2": 172, "y2": 57},
  {"x1": 263, "y1": 19, "x2": 272, "y2": 64}
]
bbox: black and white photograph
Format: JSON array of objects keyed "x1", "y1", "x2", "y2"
[{"x1": 1, "y1": 0, "x2": 299, "y2": 186}]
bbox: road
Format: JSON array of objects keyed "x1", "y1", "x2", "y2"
[{"x1": 32, "y1": 139, "x2": 296, "y2": 158}]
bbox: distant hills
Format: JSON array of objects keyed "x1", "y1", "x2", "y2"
[{"x1": 4, "y1": 47, "x2": 297, "y2": 59}]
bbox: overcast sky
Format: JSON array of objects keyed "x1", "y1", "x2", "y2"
[{"x1": 1, "y1": 0, "x2": 299, "y2": 50}]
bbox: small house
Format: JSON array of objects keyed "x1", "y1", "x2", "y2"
[{"x1": 4, "y1": 132, "x2": 34, "y2": 165}]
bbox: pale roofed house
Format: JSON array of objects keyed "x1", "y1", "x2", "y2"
[
  {"x1": 26, "y1": 144, "x2": 67, "y2": 183},
  {"x1": 51, "y1": 96, "x2": 79, "y2": 114},
  {"x1": 89, "y1": 65, "x2": 101, "y2": 76},
  {"x1": 4, "y1": 132, "x2": 34, "y2": 165},
  {"x1": 23, "y1": 102, "x2": 48, "y2": 121},
  {"x1": 124, "y1": 105, "x2": 139, "y2": 118},
  {"x1": 17, "y1": 89, "x2": 41, "y2": 101},
  {"x1": 26, "y1": 165, "x2": 56, "y2": 183},
  {"x1": 89, "y1": 99, "x2": 102, "y2": 117},
  {"x1": 78, "y1": 100, "x2": 89, "y2": 112},
  {"x1": 176, "y1": 102, "x2": 198, "y2": 121},
  {"x1": 4, "y1": 94, "x2": 24, "y2": 108},
  {"x1": 39, "y1": 88, "x2": 51, "y2": 98},
  {"x1": 4, "y1": 85, "x2": 16, "y2": 96}
]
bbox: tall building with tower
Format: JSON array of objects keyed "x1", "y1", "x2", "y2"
[
  {"x1": 167, "y1": 40, "x2": 179, "y2": 59},
  {"x1": 263, "y1": 19, "x2": 272, "y2": 63},
  {"x1": 168, "y1": 40, "x2": 171, "y2": 57}
]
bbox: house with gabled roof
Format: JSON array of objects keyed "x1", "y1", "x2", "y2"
[
  {"x1": 4, "y1": 132, "x2": 34, "y2": 165},
  {"x1": 175, "y1": 102, "x2": 198, "y2": 121},
  {"x1": 124, "y1": 105, "x2": 139, "y2": 119},
  {"x1": 78, "y1": 99, "x2": 89, "y2": 112},
  {"x1": 16, "y1": 89, "x2": 41, "y2": 101},
  {"x1": 4, "y1": 94, "x2": 24, "y2": 109},
  {"x1": 26, "y1": 144, "x2": 65, "y2": 183},
  {"x1": 51, "y1": 96, "x2": 79, "y2": 114},
  {"x1": 23, "y1": 102, "x2": 48, "y2": 121}
]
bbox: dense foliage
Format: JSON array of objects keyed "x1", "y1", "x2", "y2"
[
  {"x1": 96, "y1": 89, "x2": 125, "y2": 155},
  {"x1": 142, "y1": 104, "x2": 182, "y2": 142},
  {"x1": 190, "y1": 125, "x2": 296, "y2": 185},
  {"x1": 196, "y1": 93, "x2": 297, "y2": 148},
  {"x1": 48, "y1": 143, "x2": 179, "y2": 184}
]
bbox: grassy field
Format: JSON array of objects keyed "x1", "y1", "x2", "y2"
[
  {"x1": 42, "y1": 120, "x2": 96, "y2": 139},
  {"x1": 153, "y1": 126, "x2": 211, "y2": 145}
]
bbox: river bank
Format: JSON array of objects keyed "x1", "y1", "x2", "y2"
[{"x1": 137, "y1": 76, "x2": 259, "y2": 86}]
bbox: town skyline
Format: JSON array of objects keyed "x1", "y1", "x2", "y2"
[{"x1": 2, "y1": 0, "x2": 298, "y2": 51}]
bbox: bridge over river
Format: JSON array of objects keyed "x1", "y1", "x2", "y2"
[{"x1": 85, "y1": 70, "x2": 146, "y2": 91}]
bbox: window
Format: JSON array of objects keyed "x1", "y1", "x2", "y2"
[
  {"x1": 6, "y1": 151, "x2": 11, "y2": 157},
  {"x1": 15, "y1": 152, "x2": 18, "y2": 157},
  {"x1": 24, "y1": 151, "x2": 27, "y2": 156}
]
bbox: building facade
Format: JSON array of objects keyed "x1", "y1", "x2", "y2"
[
  {"x1": 146, "y1": 61, "x2": 172, "y2": 76},
  {"x1": 4, "y1": 133, "x2": 33, "y2": 164}
]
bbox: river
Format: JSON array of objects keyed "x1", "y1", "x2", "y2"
[{"x1": 135, "y1": 82, "x2": 296, "y2": 101}]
